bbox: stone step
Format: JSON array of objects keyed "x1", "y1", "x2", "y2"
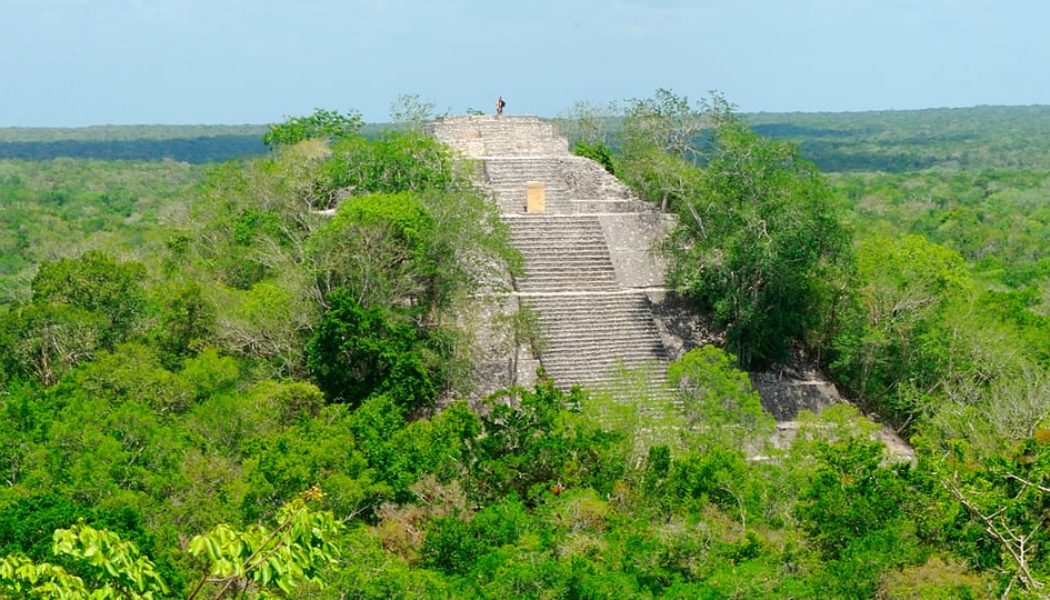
[
  {"x1": 542, "y1": 339, "x2": 666, "y2": 352},
  {"x1": 546, "y1": 372, "x2": 672, "y2": 388},
  {"x1": 519, "y1": 272, "x2": 618, "y2": 281},
  {"x1": 544, "y1": 353, "x2": 666, "y2": 363},
  {"x1": 513, "y1": 242, "x2": 609, "y2": 250},
  {"x1": 521, "y1": 277, "x2": 619, "y2": 286},
  {"x1": 542, "y1": 328, "x2": 663, "y2": 340},
  {"x1": 505, "y1": 215, "x2": 602, "y2": 223},
  {"x1": 539, "y1": 308, "x2": 657, "y2": 316},
  {"x1": 510, "y1": 234, "x2": 605, "y2": 241},
  {"x1": 520, "y1": 261, "x2": 615, "y2": 270},
  {"x1": 542, "y1": 323, "x2": 658, "y2": 333},
  {"x1": 519, "y1": 260, "x2": 613, "y2": 268},
  {"x1": 542, "y1": 323, "x2": 659, "y2": 333},
  {"x1": 531, "y1": 305, "x2": 655, "y2": 316},
  {"x1": 508, "y1": 224, "x2": 604, "y2": 232},
  {"x1": 542, "y1": 327, "x2": 664, "y2": 339},
  {"x1": 518, "y1": 275, "x2": 618, "y2": 283},
  {"x1": 526, "y1": 301, "x2": 655, "y2": 313},
  {"x1": 543, "y1": 359, "x2": 668, "y2": 374},
  {"x1": 545, "y1": 373, "x2": 670, "y2": 389},
  {"x1": 520, "y1": 277, "x2": 619, "y2": 285},
  {"x1": 519, "y1": 279, "x2": 619, "y2": 289},
  {"x1": 523, "y1": 260, "x2": 611, "y2": 267},
  {"x1": 509, "y1": 229, "x2": 606, "y2": 238},
  {"x1": 544, "y1": 363, "x2": 668, "y2": 377},
  {"x1": 516, "y1": 248, "x2": 611, "y2": 256},
  {"x1": 518, "y1": 283, "x2": 620, "y2": 292},
  {"x1": 571, "y1": 200, "x2": 656, "y2": 214},
  {"x1": 514, "y1": 247, "x2": 612, "y2": 255},
  {"x1": 502, "y1": 217, "x2": 604, "y2": 225},
  {"x1": 509, "y1": 232, "x2": 604, "y2": 240},
  {"x1": 516, "y1": 248, "x2": 615, "y2": 261}
]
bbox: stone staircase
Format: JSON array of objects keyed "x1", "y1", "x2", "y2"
[
  {"x1": 522, "y1": 294, "x2": 669, "y2": 389},
  {"x1": 506, "y1": 216, "x2": 619, "y2": 292},
  {"x1": 429, "y1": 115, "x2": 671, "y2": 395}
]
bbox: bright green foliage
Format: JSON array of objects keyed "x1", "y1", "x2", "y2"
[
  {"x1": 185, "y1": 120, "x2": 516, "y2": 388},
  {"x1": 613, "y1": 90, "x2": 854, "y2": 367},
  {"x1": 186, "y1": 495, "x2": 340, "y2": 598},
  {"x1": 830, "y1": 233, "x2": 972, "y2": 424},
  {"x1": 0, "y1": 301, "x2": 106, "y2": 387},
  {"x1": 667, "y1": 445, "x2": 752, "y2": 514},
  {"x1": 1, "y1": 251, "x2": 149, "y2": 388},
  {"x1": 263, "y1": 108, "x2": 363, "y2": 148},
  {"x1": 0, "y1": 524, "x2": 168, "y2": 599},
  {"x1": 324, "y1": 131, "x2": 456, "y2": 197},
  {"x1": 31, "y1": 251, "x2": 147, "y2": 346},
  {"x1": 921, "y1": 435, "x2": 1050, "y2": 594},
  {"x1": 668, "y1": 345, "x2": 773, "y2": 444},
  {"x1": 179, "y1": 348, "x2": 240, "y2": 403},
  {"x1": 326, "y1": 529, "x2": 452, "y2": 598},
  {"x1": 571, "y1": 140, "x2": 617, "y2": 175},
  {"x1": 615, "y1": 89, "x2": 713, "y2": 211},
  {"x1": 613, "y1": 94, "x2": 705, "y2": 213},
  {"x1": 64, "y1": 343, "x2": 195, "y2": 413},
  {"x1": 977, "y1": 288, "x2": 1050, "y2": 366},
  {"x1": 218, "y1": 280, "x2": 314, "y2": 375},
  {"x1": 796, "y1": 439, "x2": 919, "y2": 596},
  {"x1": 349, "y1": 397, "x2": 479, "y2": 501},
  {"x1": 308, "y1": 192, "x2": 437, "y2": 311},
  {"x1": 306, "y1": 290, "x2": 437, "y2": 410},
  {"x1": 470, "y1": 381, "x2": 628, "y2": 503},
  {"x1": 0, "y1": 495, "x2": 93, "y2": 564},
  {"x1": 0, "y1": 159, "x2": 201, "y2": 305},
  {"x1": 0, "y1": 553, "x2": 93, "y2": 599},
  {"x1": 662, "y1": 112, "x2": 853, "y2": 367},
  {"x1": 621, "y1": 89, "x2": 710, "y2": 164},
  {"x1": 149, "y1": 280, "x2": 215, "y2": 369},
  {"x1": 0, "y1": 495, "x2": 174, "y2": 592},
  {"x1": 422, "y1": 497, "x2": 531, "y2": 574},
  {"x1": 240, "y1": 406, "x2": 377, "y2": 522},
  {"x1": 556, "y1": 99, "x2": 618, "y2": 148}
]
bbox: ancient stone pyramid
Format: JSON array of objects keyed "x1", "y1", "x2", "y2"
[{"x1": 430, "y1": 115, "x2": 673, "y2": 396}]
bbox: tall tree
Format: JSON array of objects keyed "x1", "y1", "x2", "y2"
[{"x1": 656, "y1": 103, "x2": 854, "y2": 367}]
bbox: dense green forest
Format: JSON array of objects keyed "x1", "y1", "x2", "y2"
[
  {"x1": 0, "y1": 123, "x2": 388, "y2": 163},
  {"x1": 750, "y1": 105, "x2": 1050, "y2": 172},
  {"x1": 0, "y1": 126, "x2": 267, "y2": 163},
  {"x1": 0, "y1": 159, "x2": 205, "y2": 304},
  {"x1": 1, "y1": 100, "x2": 1049, "y2": 598}
]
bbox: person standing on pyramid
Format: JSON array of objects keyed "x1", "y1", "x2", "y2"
[{"x1": 496, "y1": 96, "x2": 506, "y2": 116}]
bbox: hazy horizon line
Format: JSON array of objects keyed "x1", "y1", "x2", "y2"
[{"x1": 2, "y1": 101, "x2": 1048, "y2": 130}]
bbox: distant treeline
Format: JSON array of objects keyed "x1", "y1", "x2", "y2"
[
  {"x1": 6, "y1": 105, "x2": 1050, "y2": 170},
  {"x1": 0, "y1": 124, "x2": 390, "y2": 162},
  {"x1": 746, "y1": 104, "x2": 1050, "y2": 172},
  {"x1": 0, "y1": 136, "x2": 268, "y2": 164},
  {"x1": 0, "y1": 124, "x2": 269, "y2": 142}
]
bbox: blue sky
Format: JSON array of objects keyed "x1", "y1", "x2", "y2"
[{"x1": 2, "y1": 0, "x2": 1048, "y2": 126}]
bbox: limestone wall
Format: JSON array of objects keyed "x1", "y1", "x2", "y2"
[{"x1": 598, "y1": 213, "x2": 673, "y2": 289}]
